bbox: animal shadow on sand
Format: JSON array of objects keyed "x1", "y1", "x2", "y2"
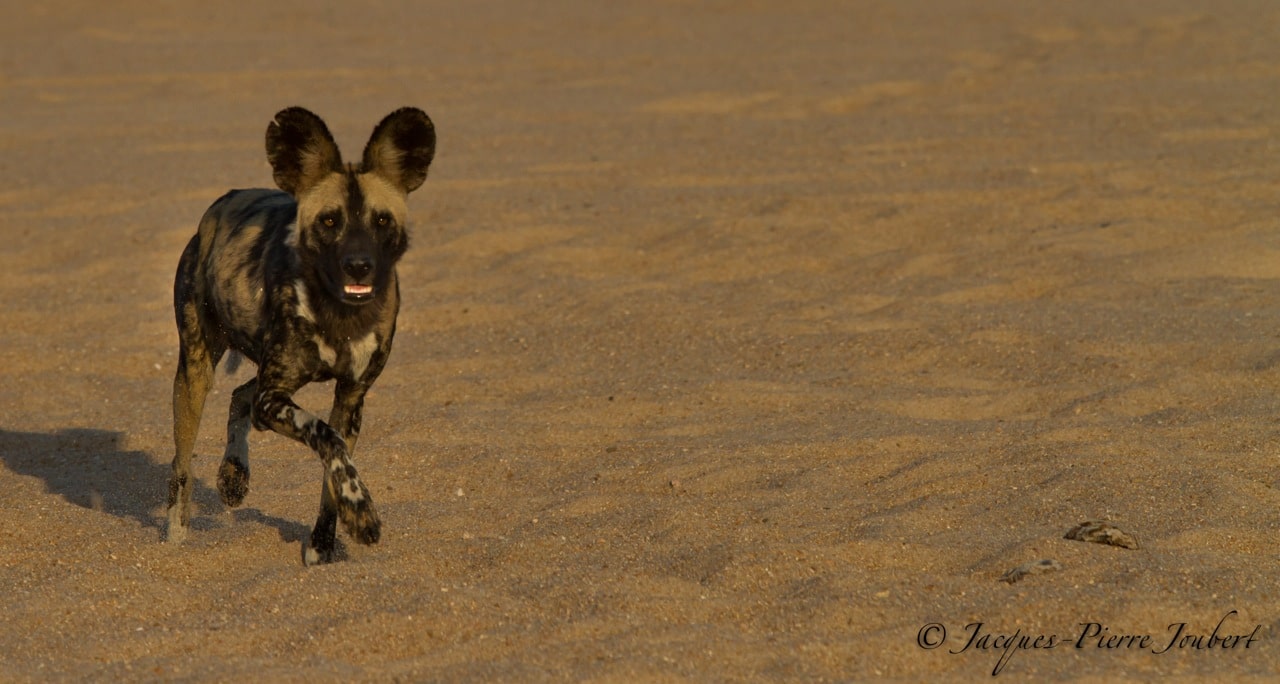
[{"x1": 0, "y1": 428, "x2": 309, "y2": 543}]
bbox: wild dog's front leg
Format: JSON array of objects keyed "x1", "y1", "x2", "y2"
[
  {"x1": 302, "y1": 380, "x2": 370, "y2": 564},
  {"x1": 217, "y1": 378, "x2": 256, "y2": 507},
  {"x1": 252, "y1": 389, "x2": 381, "y2": 549},
  {"x1": 328, "y1": 378, "x2": 366, "y2": 454}
]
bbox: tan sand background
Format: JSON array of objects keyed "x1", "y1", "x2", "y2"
[{"x1": 2, "y1": 0, "x2": 1280, "y2": 680}]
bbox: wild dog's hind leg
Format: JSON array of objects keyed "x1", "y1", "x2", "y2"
[
  {"x1": 166, "y1": 240, "x2": 222, "y2": 543},
  {"x1": 217, "y1": 378, "x2": 256, "y2": 507},
  {"x1": 303, "y1": 380, "x2": 368, "y2": 565},
  {"x1": 166, "y1": 347, "x2": 218, "y2": 542}
]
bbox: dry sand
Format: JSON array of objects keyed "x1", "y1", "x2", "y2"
[{"x1": 2, "y1": 0, "x2": 1280, "y2": 680}]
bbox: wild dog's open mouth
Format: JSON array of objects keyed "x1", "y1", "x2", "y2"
[{"x1": 342, "y1": 283, "x2": 375, "y2": 304}]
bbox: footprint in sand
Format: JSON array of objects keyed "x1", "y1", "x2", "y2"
[
  {"x1": 1064, "y1": 520, "x2": 1140, "y2": 550},
  {"x1": 1000, "y1": 559, "x2": 1063, "y2": 584}
]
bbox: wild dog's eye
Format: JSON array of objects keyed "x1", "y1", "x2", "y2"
[
  {"x1": 375, "y1": 214, "x2": 390, "y2": 227},
  {"x1": 323, "y1": 217, "x2": 335, "y2": 228},
  {"x1": 318, "y1": 212, "x2": 341, "y2": 229}
]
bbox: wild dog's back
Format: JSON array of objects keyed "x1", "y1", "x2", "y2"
[{"x1": 191, "y1": 188, "x2": 299, "y2": 364}]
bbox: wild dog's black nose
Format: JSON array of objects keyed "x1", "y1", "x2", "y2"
[{"x1": 343, "y1": 254, "x2": 374, "y2": 280}]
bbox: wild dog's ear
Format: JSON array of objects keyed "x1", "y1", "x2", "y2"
[
  {"x1": 265, "y1": 107, "x2": 343, "y2": 197},
  {"x1": 362, "y1": 107, "x2": 436, "y2": 193}
]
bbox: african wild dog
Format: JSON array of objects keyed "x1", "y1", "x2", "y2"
[{"x1": 165, "y1": 107, "x2": 435, "y2": 565}]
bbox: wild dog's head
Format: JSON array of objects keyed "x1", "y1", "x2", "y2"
[{"x1": 266, "y1": 107, "x2": 435, "y2": 307}]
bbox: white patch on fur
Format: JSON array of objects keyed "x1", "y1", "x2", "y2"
[
  {"x1": 292, "y1": 407, "x2": 316, "y2": 433},
  {"x1": 294, "y1": 280, "x2": 315, "y2": 322},
  {"x1": 313, "y1": 336, "x2": 337, "y2": 367},
  {"x1": 341, "y1": 480, "x2": 364, "y2": 502},
  {"x1": 283, "y1": 221, "x2": 299, "y2": 248},
  {"x1": 349, "y1": 332, "x2": 378, "y2": 378}
]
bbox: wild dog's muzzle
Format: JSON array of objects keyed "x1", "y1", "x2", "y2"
[
  {"x1": 339, "y1": 233, "x2": 377, "y2": 303},
  {"x1": 340, "y1": 253, "x2": 373, "y2": 302}
]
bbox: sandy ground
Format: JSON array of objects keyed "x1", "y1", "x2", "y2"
[{"x1": 3, "y1": 0, "x2": 1280, "y2": 680}]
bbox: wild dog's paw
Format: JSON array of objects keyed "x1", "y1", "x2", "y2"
[
  {"x1": 327, "y1": 463, "x2": 380, "y2": 544},
  {"x1": 217, "y1": 459, "x2": 250, "y2": 508},
  {"x1": 302, "y1": 536, "x2": 345, "y2": 566},
  {"x1": 302, "y1": 543, "x2": 332, "y2": 566},
  {"x1": 163, "y1": 510, "x2": 188, "y2": 544},
  {"x1": 326, "y1": 453, "x2": 380, "y2": 544},
  {"x1": 164, "y1": 475, "x2": 191, "y2": 543},
  {"x1": 337, "y1": 489, "x2": 381, "y2": 545}
]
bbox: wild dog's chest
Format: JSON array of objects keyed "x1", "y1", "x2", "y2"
[
  {"x1": 307, "y1": 330, "x2": 382, "y2": 381},
  {"x1": 287, "y1": 280, "x2": 392, "y2": 383}
]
